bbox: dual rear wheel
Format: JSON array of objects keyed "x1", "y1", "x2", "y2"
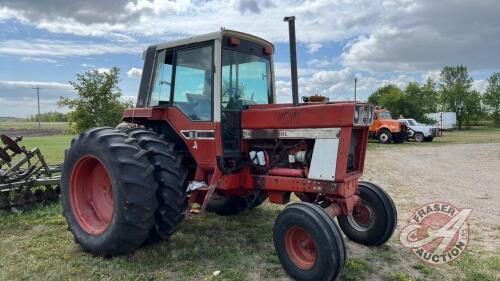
[{"x1": 61, "y1": 127, "x2": 187, "y2": 257}]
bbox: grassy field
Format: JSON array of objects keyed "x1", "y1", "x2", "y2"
[
  {"x1": 0, "y1": 127, "x2": 499, "y2": 280},
  {"x1": 0, "y1": 121, "x2": 69, "y2": 130},
  {"x1": 20, "y1": 135, "x2": 74, "y2": 164},
  {"x1": 368, "y1": 126, "x2": 500, "y2": 147}
]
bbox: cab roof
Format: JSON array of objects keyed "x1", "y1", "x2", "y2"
[{"x1": 151, "y1": 29, "x2": 274, "y2": 52}]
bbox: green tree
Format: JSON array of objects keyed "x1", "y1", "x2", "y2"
[
  {"x1": 419, "y1": 78, "x2": 439, "y2": 113},
  {"x1": 368, "y1": 84, "x2": 405, "y2": 115},
  {"x1": 59, "y1": 67, "x2": 131, "y2": 133},
  {"x1": 439, "y1": 65, "x2": 479, "y2": 129},
  {"x1": 483, "y1": 72, "x2": 500, "y2": 126},
  {"x1": 368, "y1": 83, "x2": 435, "y2": 123}
]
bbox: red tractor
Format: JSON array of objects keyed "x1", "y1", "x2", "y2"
[{"x1": 61, "y1": 17, "x2": 397, "y2": 280}]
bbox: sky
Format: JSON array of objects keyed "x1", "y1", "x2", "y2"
[{"x1": 0, "y1": 0, "x2": 499, "y2": 117}]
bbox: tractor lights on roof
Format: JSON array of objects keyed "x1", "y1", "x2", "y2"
[{"x1": 228, "y1": 37, "x2": 240, "y2": 46}]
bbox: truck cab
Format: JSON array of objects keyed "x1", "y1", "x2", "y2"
[
  {"x1": 398, "y1": 118, "x2": 437, "y2": 142},
  {"x1": 369, "y1": 108, "x2": 408, "y2": 144}
]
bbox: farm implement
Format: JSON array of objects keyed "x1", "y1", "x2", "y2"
[
  {"x1": 0, "y1": 134, "x2": 61, "y2": 210},
  {"x1": 61, "y1": 17, "x2": 397, "y2": 281}
]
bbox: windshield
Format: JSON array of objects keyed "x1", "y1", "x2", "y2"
[
  {"x1": 407, "y1": 119, "x2": 417, "y2": 126},
  {"x1": 221, "y1": 49, "x2": 272, "y2": 109},
  {"x1": 379, "y1": 112, "x2": 392, "y2": 120}
]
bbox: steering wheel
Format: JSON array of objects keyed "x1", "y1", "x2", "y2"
[
  {"x1": 1, "y1": 135, "x2": 23, "y2": 154},
  {"x1": 221, "y1": 87, "x2": 240, "y2": 108}
]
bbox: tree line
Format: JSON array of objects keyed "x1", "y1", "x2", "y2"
[
  {"x1": 29, "y1": 111, "x2": 69, "y2": 122},
  {"x1": 368, "y1": 65, "x2": 500, "y2": 129}
]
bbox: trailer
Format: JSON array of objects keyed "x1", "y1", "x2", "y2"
[{"x1": 425, "y1": 112, "x2": 457, "y2": 130}]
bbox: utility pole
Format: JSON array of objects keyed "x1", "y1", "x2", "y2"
[
  {"x1": 354, "y1": 77, "x2": 357, "y2": 101},
  {"x1": 32, "y1": 86, "x2": 41, "y2": 130}
]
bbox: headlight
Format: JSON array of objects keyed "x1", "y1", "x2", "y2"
[{"x1": 354, "y1": 105, "x2": 374, "y2": 126}]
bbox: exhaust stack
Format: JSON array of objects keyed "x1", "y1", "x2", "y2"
[{"x1": 284, "y1": 16, "x2": 299, "y2": 106}]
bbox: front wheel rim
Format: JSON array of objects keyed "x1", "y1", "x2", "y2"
[
  {"x1": 285, "y1": 226, "x2": 317, "y2": 269},
  {"x1": 380, "y1": 133, "x2": 388, "y2": 142},
  {"x1": 347, "y1": 202, "x2": 374, "y2": 232},
  {"x1": 70, "y1": 156, "x2": 114, "y2": 235}
]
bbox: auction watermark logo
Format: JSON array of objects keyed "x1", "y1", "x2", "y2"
[{"x1": 399, "y1": 202, "x2": 472, "y2": 264}]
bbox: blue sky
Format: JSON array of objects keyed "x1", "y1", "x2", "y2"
[{"x1": 1, "y1": 0, "x2": 499, "y2": 117}]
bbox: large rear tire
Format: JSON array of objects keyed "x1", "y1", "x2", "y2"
[
  {"x1": 274, "y1": 203, "x2": 346, "y2": 281},
  {"x1": 126, "y1": 128, "x2": 188, "y2": 240},
  {"x1": 337, "y1": 181, "x2": 397, "y2": 246},
  {"x1": 61, "y1": 127, "x2": 158, "y2": 257}
]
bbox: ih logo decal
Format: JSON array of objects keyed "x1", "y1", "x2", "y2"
[{"x1": 400, "y1": 202, "x2": 472, "y2": 264}]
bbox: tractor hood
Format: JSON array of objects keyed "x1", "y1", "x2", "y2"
[{"x1": 241, "y1": 102, "x2": 359, "y2": 129}]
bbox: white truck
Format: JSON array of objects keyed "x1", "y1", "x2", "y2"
[
  {"x1": 425, "y1": 112, "x2": 457, "y2": 130},
  {"x1": 398, "y1": 118, "x2": 438, "y2": 142}
]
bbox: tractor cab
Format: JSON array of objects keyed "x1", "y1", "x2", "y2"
[{"x1": 127, "y1": 30, "x2": 276, "y2": 166}]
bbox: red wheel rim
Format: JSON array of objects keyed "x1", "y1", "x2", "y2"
[
  {"x1": 348, "y1": 202, "x2": 374, "y2": 231},
  {"x1": 285, "y1": 226, "x2": 317, "y2": 269},
  {"x1": 354, "y1": 204, "x2": 372, "y2": 225},
  {"x1": 70, "y1": 156, "x2": 114, "y2": 235}
]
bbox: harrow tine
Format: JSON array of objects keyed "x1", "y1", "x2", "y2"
[
  {"x1": 34, "y1": 189, "x2": 47, "y2": 203},
  {"x1": 22, "y1": 188, "x2": 34, "y2": 206},
  {"x1": 11, "y1": 190, "x2": 24, "y2": 208},
  {"x1": 46, "y1": 185, "x2": 58, "y2": 202},
  {"x1": 0, "y1": 192, "x2": 10, "y2": 210}
]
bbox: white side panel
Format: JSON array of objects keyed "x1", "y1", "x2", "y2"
[{"x1": 308, "y1": 138, "x2": 339, "y2": 181}]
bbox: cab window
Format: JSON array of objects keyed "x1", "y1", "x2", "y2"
[
  {"x1": 221, "y1": 49, "x2": 272, "y2": 109},
  {"x1": 149, "y1": 50, "x2": 173, "y2": 106},
  {"x1": 173, "y1": 45, "x2": 213, "y2": 121}
]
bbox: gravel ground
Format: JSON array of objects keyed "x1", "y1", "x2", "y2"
[
  {"x1": 350, "y1": 142, "x2": 500, "y2": 279},
  {"x1": 363, "y1": 143, "x2": 500, "y2": 248}
]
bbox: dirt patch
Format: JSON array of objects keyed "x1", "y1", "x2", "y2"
[
  {"x1": 364, "y1": 143, "x2": 500, "y2": 234},
  {"x1": 0, "y1": 128, "x2": 64, "y2": 137},
  {"x1": 358, "y1": 142, "x2": 500, "y2": 279}
]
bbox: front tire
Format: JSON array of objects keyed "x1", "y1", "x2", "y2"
[
  {"x1": 414, "y1": 132, "x2": 424, "y2": 142},
  {"x1": 377, "y1": 129, "x2": 392, "y2": 144},
  {"x1": 274, "y1": 203, "x2": 346, "y2": 281},
  {"x1": 337, "y1": 181, "x2": 397, "y2": 246},
  {"x1": 61, "y1": 128, "x2": 158, "y2": 257}
]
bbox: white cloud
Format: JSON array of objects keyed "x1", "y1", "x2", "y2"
[
  {"x1": 307, "y1": 58, "x2": 337, "y2": 68},
  {"x1": 81, "y1": 63, "x2": 96, "y2": 68},
  {"x1": 20, "y1": 57, "x2": 57, "y2": 63},
  {"x1": 95, "y1": 68, "x2": 111, "y2": 74},
  {"x1": 0, "y1": 80, "x2": 73, "y2": 91},
  {"x1": 0, "y1": 0, "x2": 380, "y2": 43},
  {"x1": 274, "y1": 62, "x2": 318, "y2": 79},
  {"x1": 306, "y1": 43, "x2": 322, "y2": 54},
  {"x1": 0, "y1": 39, "x2": 142, "y2": 58},
  {"x1": 341, "y1": 0, "x2": 500, "y2": 72},
  {"x1": 473, "y1": 79, "x2": 488, "y2": 94},
  {"x1": 127, "y1": 67, "x2": 142, "y2": 78}
]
